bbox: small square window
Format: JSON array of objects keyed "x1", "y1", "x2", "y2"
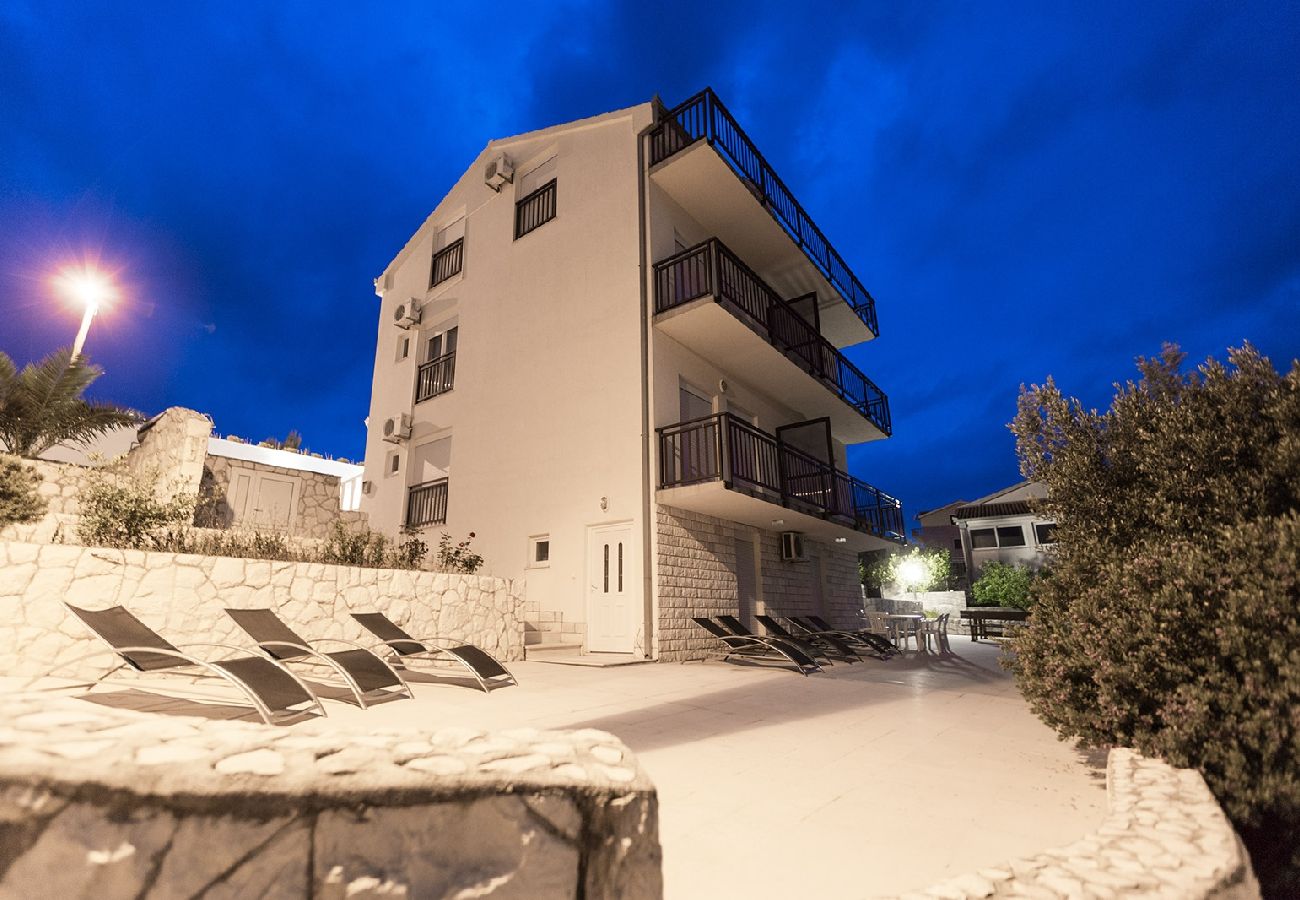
[
  {"x1": 970, "y1": 528, "x2": 996, "y2": 549},
  {"x1": 529, "y1": 535, "x2": 550, "y2": 567},
  {"x1": 1035, "y1": 523, "x2": 1058, "y2": 545},
  {"x1": 996, "y1": 525, "x2": 1026, "y2": 547},
  {"x1": 396, "y1": 336, "x2": 410, "y2": 362},
  {"x1": 386, "y1": 451, "x2": 401, "y2": 476}
]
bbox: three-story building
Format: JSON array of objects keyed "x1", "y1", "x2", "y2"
[{"x1": 360, "y1": 90, "x2": 904, "y2": 660}]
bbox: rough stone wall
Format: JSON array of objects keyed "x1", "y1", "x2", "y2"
[
  {"x1": 0, "y1": 540, "x2": 525, "y2": 676},
  {"x1": 655, "y1": 505, "x2": 867, "y2": 662},
  {"x1": 0, "y1": 458, "x2": 96, "y2": 544},
  {"x1": 0, "y1": 692, "x2": 662, "y2": 899},
  {"x1": 889, "y1": 748, "x2": 1259, "y2": 900},
  {"x1": 125, "y1": 407, "x2": 212, "y2": 498},
  {"x1": 203, "y1": 454, "x2": 364, "y2": 540}
]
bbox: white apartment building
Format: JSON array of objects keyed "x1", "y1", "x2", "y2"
[
  {"x1": 952, "y1": 482, "x2": 1057, "y2": 579},
  {"x1": 359, "y1": 89, "x2": 905, "y2": 661}
]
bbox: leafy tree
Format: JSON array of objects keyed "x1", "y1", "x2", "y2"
[
  {"x1": 970, "y1": 561, "x2": 1036, "y2": 608},
  {"x1": 1009, "y1": 343, "x2": 1300, "y2": 897},
  {"x1": 0, "y1": 455, "x2": 46, "y2": 528},
  {"x1": 77, "y1": 466, "x2": 195, "y2": 550},
  {"x1": 0, "y1": 348, "x2": 141, "y2": 458},
  {"x1": 888, "y1": 545, "x2": 954, "y2": 592}
]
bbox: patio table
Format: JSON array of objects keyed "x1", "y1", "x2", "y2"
[{"x1": 885, "y1": 614, "x2": 924, "y2": 648}]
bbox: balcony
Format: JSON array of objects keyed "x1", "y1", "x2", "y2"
[
  {"x1": 405, "y1": 478, "x2": 448, "y2": 529},
  {"x1": 648, "y1": 88, "x2": 877, "y2": 346},
  {"x1": 657, "y1": 413, "x2": 904, "y2": 548},
  {"x1": 429, "y1": 238, "x2": 463, "y2": 288},
  {"x1": 654, "y1": 238, "x2": 890, "y2": 442},
  {"x1": 415, "y1": 351, "x2": 455, "y2": 403},
  {"x1": 515, "y1": 178, "x2": 557, "y2": 240}
]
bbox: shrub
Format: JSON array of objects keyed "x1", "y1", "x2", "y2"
[
  {"x1": 320, "y1": 522, "x2": 428, "y2": 570},
  {"x1": 77, "y1": 466, "x2": 195, "y2": 550},
  {"x1": 887, "y1": 545, "x2": 954, "y2": 593},
  {"x1": 1009, "y1": 343, "x2": 1300, "y2": 897},
  {"x1": 0, "y1": 455, "x2": 46, "y2": 528},
  {"x1": 970, "y1": 561, "x2": 1036, "y2": 608},
  {"x1": 436, "y1": 532, "x2": 483, "y2": 574}
]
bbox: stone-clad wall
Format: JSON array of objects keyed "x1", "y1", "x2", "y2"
[
  {"x1": 0, "y1": 692, "x2": 662, "y2": 898},
  {"x1": 890, "y1": 749, "x2": 1259, "y2": 900},
  {"x1": 126, "y1": 407, "x2": 211, "y2": 498},
  {"x1": 204, "y1": 454, "x2": 366, "y2": 540},
  {"x1": 0, "y1": 458, "x2": 94, "y2": 544},
  {"x1": 655, "y1": 506, "x2": 865, "y2": 662},
  {"x1": 0, "y1": 540, "x2": 524, "y2": 676}
]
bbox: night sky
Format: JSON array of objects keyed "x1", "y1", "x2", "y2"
[{"x1": 2, "y1": 2, "x2": 1297, "y2": 528}]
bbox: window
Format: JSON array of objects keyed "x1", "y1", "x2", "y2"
[
  {"x1": 515, "y1": 156, "x2": 557, "y2": 239},
  {"x1": 415, "y1": 326, "x2": 458, "y2": 403},
  {"x1": 396, "y1": 336, "x2": 410, "y2": 362},
  {"x1": 970, "y1": 528, "x2": 997, "y2": 549},
  {"x1": 529, "y1": 535, "x2": 550, "y2": 567},
  {"x1": 430, "y1": 218, "x2": 465, "y2": 287},
  {"x1": 996, "y1": 526, "x2": 1026, "y2": 547},
  {"x1": 1035, "y1": 523, "x2": 1058, "y2": 545},
  {"x1": 385, "y1": 451, "x2": 401, "y2": 477}
]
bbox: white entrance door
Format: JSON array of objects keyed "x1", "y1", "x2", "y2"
[{"x1": 587, "y1": 522, "x2": 636, "y2": 653}]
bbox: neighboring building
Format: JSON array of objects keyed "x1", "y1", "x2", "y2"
[
  {"x1": 359, "y1": 89, "x2": 905, "y2": 660},
  {"x1": 952, "y1": 481, "x2": 1056, "y2": 581}
]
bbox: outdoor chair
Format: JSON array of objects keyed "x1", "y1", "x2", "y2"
[
  {"x1": 691, "y1": 617, "x2": 821, "y2": 676},
  {"x1": 351, "y1": 612, "x2": 517, "y2": 693},
  {"x1": 225, "y1": 608, "x2": 412, "y2": 709},
  {"x1": 862, "y1": 610, "x2": 896, "y2": 645},
  {"x1": 920, "y1": 613, "x2": 952, "y2": 653},
  {"x1": 754, "y1": 614, "x2": 862, "y2": 663},
  {"x1": 57, "y1": 604, "x2": 325, "y2": 725},
  {"x1": 716, "y1": 615, "x2": 837, "y2": 667},
  {"x1": 790, "y1": 615, "x2": 895, "y2": 659}
]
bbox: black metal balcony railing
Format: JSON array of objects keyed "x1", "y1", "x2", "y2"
[
  {"x1": 657, "y1": 413, "x2": 904, "y2": 542},
  {"x1": 515, "y1": 178, "x2": 557, "y2": 240},
  {"x1": 648, "y1": 88, "x2": 879, "y2": 336},
  {"x1": 655, "y1": 239, "x2": 891, "y2": 436},
  {"x1": 414, "y1": 351, "x2": 456, "y2": 403},
  {"x1": 429, "y1": 237, "x2": 464, "y2": 288},
  {"x1": 405, "y1": 478, "x2": 448, "y2": 529}
]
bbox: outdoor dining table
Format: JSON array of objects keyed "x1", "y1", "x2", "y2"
[{"x1": 884, "y1": 614, "x2": 924, "y2": 647}]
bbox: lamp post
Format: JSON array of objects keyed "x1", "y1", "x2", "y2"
[{"x1": 55, "y1": 268, "x2": 116, "y2": 360}]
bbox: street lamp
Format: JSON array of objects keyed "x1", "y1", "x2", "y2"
[{"x1": 54, "y1": 266, "x2": 117, "y2": 359}]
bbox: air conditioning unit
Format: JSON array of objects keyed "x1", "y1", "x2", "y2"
[
  {"x1": 780, "y1": 531, "x2": 807, "y2": 562},
  {"x1": 393, "y1": 301, "x2": 421, "y2": 329},
  {"x1": 484, "y1": 153, "x2": 514, "y2": 192},
  {"x1": 381, "y1": 414, "x2": 412, "y2": 443}
]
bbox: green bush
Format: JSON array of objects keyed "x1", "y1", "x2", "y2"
[
  {"x1": 0, "y1": 455, "x2": 46, "y2": 528},
  {"x1": 320, "y1": 522, "x2": 428, "y2": 570},
  {"x1": 436, "y1": 532, "x2": 483, "y2": 574},
  {"x1": 970, "y1": 561, "x2": 1036, "y2": 608},
  {"x1": 1009, "y1": 343, "x2": 1300, "y2": 897},
  {"x1": 77, "y1": 466, "x2": 195, "y2": 550},
  {"x1": 887, "y1": 545, "x2": 954, "y2": 593}
]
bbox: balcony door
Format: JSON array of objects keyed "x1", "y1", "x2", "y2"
[
  {"x1": 587, "y1": 522, "x2": 636, "y2": 653},
  {"x1": 677, "y1": 385, "x2": 715, "y2": 482}
]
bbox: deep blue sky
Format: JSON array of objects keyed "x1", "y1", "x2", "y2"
[{"x1": 2, "y1": 2, "x2": 1297, "y2": 527}]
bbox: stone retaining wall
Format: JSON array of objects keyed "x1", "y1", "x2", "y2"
[
  {"x1": 889, "y1": 748, "x2": 1259, "y2": 899},
  {"x1": 0, "y1": 692, "x2": 661, "y2": 898},
  {"x1": 0, "y1": 541, "x2": 524, "y2": 677},
  {"x1": 203, "y1": 454, "x2": 366, "y2": 540}
]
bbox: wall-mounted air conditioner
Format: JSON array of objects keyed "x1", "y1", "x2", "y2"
[
  {"x1": 780, "y1": 531, "x2": 807, "y2": 562},
  {"x1": 381, "y1": 414, "x2": 412, "y2": 443},
  {"x1": 484, "y1": 153, "x2": 514, "y2": 192},
  {"x1": 393, "y1": 301, "x2": 421, "y2": 329}
]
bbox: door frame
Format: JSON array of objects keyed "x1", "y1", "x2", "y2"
[{"x1": 585, "y1": 520, "x2": 638, "y2": 653}]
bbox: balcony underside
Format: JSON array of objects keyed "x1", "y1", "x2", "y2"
[
  {"x1": 655, "y1": 297, "x2": 887, "y2": 444},
  {"x1": 657, "y1": 481, "x2": 897, "y2": 553},
  {"x1": 650, "y1": 141, "x2": 870, "y2": 349}
]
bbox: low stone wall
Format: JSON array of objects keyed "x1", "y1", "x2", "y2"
[
  {"x1": 890, "y1": 749, "x2": 1259, "y2": 899},
  {"x1": 0, "y1": 457, "x2": 94, "y2": 544},
  {"x1": 0, "y1": 692, "x2": 661, "y2": 898},
  {"x1": 0, "y1": 540, "x2": 524, "y2": 677}
]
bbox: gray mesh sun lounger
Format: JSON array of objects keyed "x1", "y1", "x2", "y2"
[
  {"x1": 59, "y1": 605, "x2": 324, "y2": 725},
  {"x1": 351, "y1": 612, "x2": 517, "y2": 693},
  {"x1": 802, "y1": 614, "x2": 899, "y2": 656},
  {"x1": 691, "y1": 617, "x2": 822, "y2": 675},
  {"x1": 789, "y1": 615, "x2": 896, "y2": 658},
  {"x1": 754, "y1": 614, "x2": 862, "y2": 663},
  {"x1": 716, "y1": 615, "x2": 840, "y2": 667},
  {"x1": 225, "y1": 608, "x2": 412, "y2": 709}
]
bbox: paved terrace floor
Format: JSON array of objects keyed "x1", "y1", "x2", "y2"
[{"x1": 33, "y1": 640, "x2": 1108, "y2": 898}]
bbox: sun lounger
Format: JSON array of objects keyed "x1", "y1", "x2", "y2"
[
  {"x1": 60, "y1": 604, "x2": 324, "y2": 725},
  {"x1": 792, "y1": 615, "x2": 897, "y2": 657},
  {"x1": 691, "y1": 617, "x2": 822, "y2": 675},
  {"x1": 225, "y1": 608, "x2": 411, "y2": 709},
  {"x1": 351, "y1": 612, "x2": 517, "y2": 693},
  {"x1": 804, "y1": 614, "x2": 899, "y2": 656},
  {"x1": 754, "y1": 614, "x2": 862, "y2": 663},
  {"x1": 716, "y1": 614, "x2": 840, "y2": 666}
]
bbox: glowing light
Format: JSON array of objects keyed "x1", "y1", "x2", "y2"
[
  {"x1": 896, "y1": 556, "x2": 929, "y2": 590},
  {"x1": 52, "y1": 264, "x2": 119, "y2": 359}
]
